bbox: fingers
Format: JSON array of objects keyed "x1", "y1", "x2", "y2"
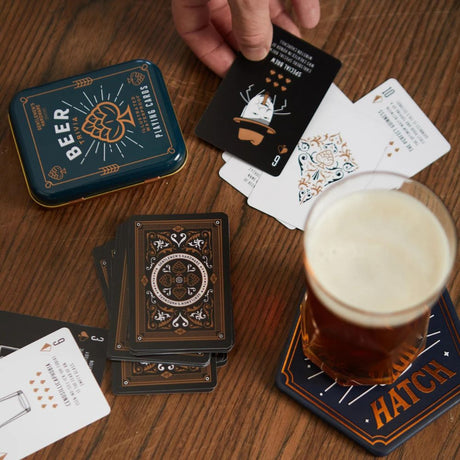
[
  {"x1": 292, "y1": 0, "x2": 320, "y2": 29},
  {"x1": 228, "y1": 0, "x2": 272, "y2": 61},
  {"x1": 172, "y1": 0, "x2": 321, "y2": 77},
  {"x1": 228, "y1": 0, "x2": 321, "y2": 62},
  {"x1": 208, "y1": 0, "x2": 238, "y2": 50},
  {"x1": 269, "y1": 0, "x2": 301, "y2": 38},
  {"x1": 171, "y1": 0, "x2": 236, "y2": 77}
]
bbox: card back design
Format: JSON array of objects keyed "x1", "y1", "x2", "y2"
[
  {"x1": 112, "y1": 358, "x2": 217, "y2": 394},
  {"x1": 99, "y1": 239, "x2": 210, "y2": 366},
  {"x1": 129, "y1": 214, "x2": 233, "y2": 353},
  {"x1": 297, "y1": 132, "x2": 358, "y2": 203}
]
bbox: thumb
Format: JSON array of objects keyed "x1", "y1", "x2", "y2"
[{"x1": 228, "y1": 0, "x2": 272, "y2": 61}]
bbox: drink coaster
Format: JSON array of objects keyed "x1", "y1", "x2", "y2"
[{"x1": 276, "y1": 290, "x2": 459, "y2": 456}]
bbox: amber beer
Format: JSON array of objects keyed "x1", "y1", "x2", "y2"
[{"x1": 301, "y1": 173, "x2": 456, "y2": 385}]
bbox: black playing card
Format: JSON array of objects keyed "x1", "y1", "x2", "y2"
[
  {"x1": 112, "y1": 356, "x2": 218, "y2": 394},
  {"x1": 195, "y1": 25, "x2": 341, "y2": 176},
  {"x1": 126, "y1": 213, "x2": 234, "y2": 354},
  {"x1": 0, "y1": 311, "x2": 107, "y2": 384},
  {"x1": 93, "y1": 231, "x2": 212, "y2": 367},
  {"x1": 92, "y1": 240, "x2": 115, "y2": 315}
]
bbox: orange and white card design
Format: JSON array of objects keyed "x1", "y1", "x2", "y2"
[{"x1": 0, "y1": 328, "x2": 110, "y2": 459}]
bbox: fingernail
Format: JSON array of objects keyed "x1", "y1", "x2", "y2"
[{"x1": 242, "y1": 45, "x2": 270, "y2": 62}]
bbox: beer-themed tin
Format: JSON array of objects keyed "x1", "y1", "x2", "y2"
[{"x1": 9, "y1": 59, "x2": 186, "y2": 207}]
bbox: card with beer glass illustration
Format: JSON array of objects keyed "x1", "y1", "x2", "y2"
[{"x1": 299, "y1": 171, "x2": 456, "y2": 386}]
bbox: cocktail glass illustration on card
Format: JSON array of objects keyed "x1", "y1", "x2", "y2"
[
  {"x1": 300, "y1": 171, "x2": 456, "y2": 385},
  {"x1": 0, "y1": 390, "x2": 31, "y2": 429}
]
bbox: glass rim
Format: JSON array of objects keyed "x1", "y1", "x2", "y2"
[{"x1": 302, "y1": 171, "x2": 457, "y2": 320}]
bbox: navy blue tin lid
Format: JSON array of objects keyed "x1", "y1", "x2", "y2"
[{"x1": 9, "y1": 59, "x2": 187, "y2": 207}]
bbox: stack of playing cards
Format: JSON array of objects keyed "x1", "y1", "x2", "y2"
[
  {"x1": 196, "y1": 26, "x2": 451, "y2": 231},
  {"x1": 93, "y1": 213, "x2": 234, "y2": 394}
]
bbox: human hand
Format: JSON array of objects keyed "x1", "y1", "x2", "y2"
[{"x1": 172, "y1": 0, "x2": 320, "y2": 77}]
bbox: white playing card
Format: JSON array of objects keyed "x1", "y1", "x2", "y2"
[
  {"x1": 221, "y1": 152, "x2": 232, "y2": 162},
  {"x1": 219, "y1": 153, "x2": 295, "y2": 229},
  {"x1": 354, "y1": 78, "x2": 450, "y2": 176},
  {"x1": 247, "y1": 84, "x2": 387, "y2": 230},
  {"x1": 0, "y1": 328, "x2": 110, "y2": 459}
]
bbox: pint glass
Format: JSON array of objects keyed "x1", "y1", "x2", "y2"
[{"x1": 301, "y1": 172, "x2": 456, "y2": 385}]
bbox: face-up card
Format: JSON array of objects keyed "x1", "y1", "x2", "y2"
[
  {"x1": 219, "y1": 152, "x2": 295, "y2": 229},
  {"x1": 112, "y1": 357, "x2": 217, "y2": 394},
  {"x1": 221, "y1": 152, "x2": 232, "y2": 162},
  {"x1": 196, "y1": 25, "x2": 341, "y2": 176},
  {"x1": 355, "y1": 78, "x2": 451, "y2": 176},
  {"x1": 247, "y1": 84, "x2": 387, "y2": 229},
  {"x1": 127, "y1": 214, "x2": 234, "y2": 354},
  {"x1": 0, "y1": 328, "x2": 110, "y2": 459},
  {"x1": 219, "y1": 153, "x2": 262, "y2": 197},
  {"x1": 0, "y1": 311, "x2": 107, "y2": 384}
]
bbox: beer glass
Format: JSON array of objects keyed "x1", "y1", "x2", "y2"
[
  {"x1": 0, "y1": 390, "x2": 31, "y2": 429},
  {"x1": 301, "y1": 172, "x2": 456, "y2": 385}
]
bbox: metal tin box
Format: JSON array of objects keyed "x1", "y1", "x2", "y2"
[{"x1": 9, "y1": 59, "x2": 186, "y2": 207}]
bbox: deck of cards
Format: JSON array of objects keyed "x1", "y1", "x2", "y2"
[
  {"x1": 93, "y1": 213, "x2": 234, "y2": 394},
  {"x1": 196, "y1": 26, "x2": 451, "y2": 231}
]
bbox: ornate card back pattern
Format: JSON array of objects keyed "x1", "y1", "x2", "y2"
[{"x1": 128, "y1": 214, "x2": 234, "y2": 354}]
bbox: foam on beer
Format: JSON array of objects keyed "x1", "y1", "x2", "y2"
[{"x1": 304, "y1": 189, "x2": 451, "y2": 327}]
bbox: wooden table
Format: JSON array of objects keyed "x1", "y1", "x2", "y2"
[{"x1": 0, "y1": 1, "x2": 458, "y2": 458}]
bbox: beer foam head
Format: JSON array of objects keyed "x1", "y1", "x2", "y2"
[{"x1": 304, "y1": 189, "x2": 453, "y2": 327}]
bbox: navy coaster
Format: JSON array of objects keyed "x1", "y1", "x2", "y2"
[{"x1": 276, "y1": 290, "x2": 460, "y2": 456}]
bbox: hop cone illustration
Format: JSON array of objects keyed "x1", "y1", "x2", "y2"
[
  {"x1": 82, "y1": 101, "x2": 135, "y2": 143},
  {"x1": 48, "y1": 165, "x2": 66, "y2": 180}
]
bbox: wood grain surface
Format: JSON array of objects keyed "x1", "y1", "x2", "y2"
[{"x1": 0, "y1": 1, "x2": 458, "y2": 459}]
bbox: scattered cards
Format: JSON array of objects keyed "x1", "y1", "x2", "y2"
[
  {"x1": 0, "y1": 328, "x2": 110, "y2": 459},
  {"x1": 219, "y1": 79, "x2": 451, "y2": 230},
  {"x1": 93, "y1": 213, "x2": 234, "y2": 394},
  {"x1": 0, "y1": 310, "x2": 108, "y2": 384},
  {"x1": 196, "y1": 25, "x2": 341, "y2": 176}
]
